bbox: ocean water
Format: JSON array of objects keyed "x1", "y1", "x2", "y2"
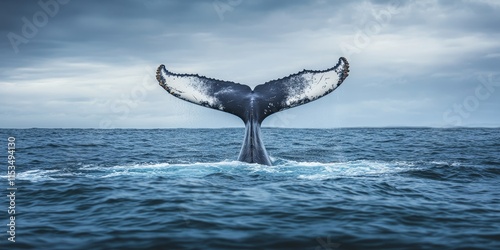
[{"x1": 0, "y1": 128, "x2": 499, "y2": 250}]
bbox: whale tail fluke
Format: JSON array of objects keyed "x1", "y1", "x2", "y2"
[
  {"x1": 156, "y1": 57, "x2": 349, "y2": 123},
  {"x1": 156, "y1": 57, "x2": 349, "y2": 165}
]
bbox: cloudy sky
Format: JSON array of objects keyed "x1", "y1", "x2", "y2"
[{"x1": 1, "y1": 0, "x2": 499, "y2": 128}]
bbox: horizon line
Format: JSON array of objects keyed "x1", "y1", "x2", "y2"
[{"x1": 1, "y1": 126, "x2": 499, "y2": 130}]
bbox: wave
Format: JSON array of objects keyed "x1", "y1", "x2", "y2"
[
  {"x1": 3, "y1": 159, "x2": 437, "y2": 182},
  {"x1": 7, "y1": 159, "x2": 495, "y2": 183},
  {"x1": 21, "y1": 142, "x2": 106, "y2": 150}
]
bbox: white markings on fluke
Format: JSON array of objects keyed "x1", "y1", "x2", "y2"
[
  {"x1": 158, "y1": 67, "x2": 224, "y2": 110},
  {"x1": 284, "y1": 69, "x2": 341, "y2": 106}
]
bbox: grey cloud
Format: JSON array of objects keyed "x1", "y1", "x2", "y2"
[{"x1": 1, "y1": 0, "x2": 499, "y2": 128}]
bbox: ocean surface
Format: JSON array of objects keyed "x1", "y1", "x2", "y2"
[{"x1": 0, "y1": 128, "x2": 499, "y2": 250}]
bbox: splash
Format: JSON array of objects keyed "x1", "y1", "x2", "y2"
[{"x1": 6, "y1": 159, "x2": 426, "y2": 182}]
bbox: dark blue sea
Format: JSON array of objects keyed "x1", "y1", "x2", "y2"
[{"x1": 1, "y1": 128, "x2": 499, "y2": 250}]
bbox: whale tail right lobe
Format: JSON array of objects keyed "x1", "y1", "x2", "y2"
[{"x1": 156, "y1": 57, "x2": 350, "y2": 164}]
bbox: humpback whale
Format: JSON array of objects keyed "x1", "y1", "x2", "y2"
[{"x1": 156, "y1": 57, "x2": 350, "y2": 165}]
